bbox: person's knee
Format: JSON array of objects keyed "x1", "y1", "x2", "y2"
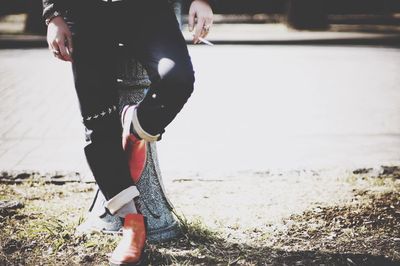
[
  {"x1": 164, "y1": 67, "x2": 195, "y2": 101},
  {"x1": 175, "y1": 68, "x2": 195, "y2": 88}
]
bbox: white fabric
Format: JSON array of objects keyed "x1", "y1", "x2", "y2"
[
  {"x1": 115, "y1": 200, "x2": 137, "y2": 218},
  {"x1": 132, "y1": 107, "x2": 160, "y2": 142},
  {"x1": 105, "y1": 186, "x2": 140, "y2": 215},
  {"x1": 122, "y1": 105, "x2": 134, "y2": 141}
]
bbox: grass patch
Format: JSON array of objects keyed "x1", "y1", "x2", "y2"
[{"x1": 0, "y1": 168, "x2": 399, "y2": 265}]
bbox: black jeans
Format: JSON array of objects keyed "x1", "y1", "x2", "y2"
[{"x1": 65, "y1": 0, "x2": 195, "y2": 200}]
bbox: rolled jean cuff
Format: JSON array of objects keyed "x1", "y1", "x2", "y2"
[
  {"x1": 105, "y1": 186, "x2": 140, "y2": 215},
  {"x1": 132, "y1": 107, "x2": 160, "y2": 142}
]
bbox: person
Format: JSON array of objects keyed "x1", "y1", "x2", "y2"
[{"x1": 42, "y1": 0, "x2": 214, "y2": 265}]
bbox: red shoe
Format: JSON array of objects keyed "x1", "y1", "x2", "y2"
[
  {"x1": 121, "y1": 105, "x2": 147, "y2": 184},
  {"x1": 109, "y1": 214, "x2": 146, "y2": 266}
]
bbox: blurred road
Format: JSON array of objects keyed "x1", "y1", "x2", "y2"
[{"x1": 0, "y1": 45, "x2": 399, "y2": 179}]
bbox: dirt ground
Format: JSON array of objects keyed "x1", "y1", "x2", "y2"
[{"x1": 0, "y1": 166, "x2": 399, "y2": 265}]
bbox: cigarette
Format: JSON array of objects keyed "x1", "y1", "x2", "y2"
[{"x1": 198, "y1": 36, "x2": 214, "y2": 46}]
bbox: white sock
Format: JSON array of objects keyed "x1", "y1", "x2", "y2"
[
  {"x1": 105, "y1": 186, "x2": 140, "y2": 215},
  {"x1": 115, "y1": 199, "x2": 138, "y2": 218}
]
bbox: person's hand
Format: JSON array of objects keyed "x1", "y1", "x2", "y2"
[
  {"x1": 47, "y1": 16, "x2": 73, "y2": 62},
  {"x1": 188, "y1": 0, "x2": 213, "y2": 44}
]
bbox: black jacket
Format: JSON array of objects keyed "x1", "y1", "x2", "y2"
[
  {"x1": 42, "y1": 0, "x2": 216, "y2": 21},
  {"x1": 42, "y1": 0, "x2": 64, "y2": 20}
]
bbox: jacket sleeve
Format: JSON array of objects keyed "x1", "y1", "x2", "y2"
[{"x1": 42, "y1": 0, "x2": 64, "y2": 20}]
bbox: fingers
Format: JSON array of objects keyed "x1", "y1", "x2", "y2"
[
  {"x1": 66, "y1": 35, "x2": 74, "y2": 57},
  {"x1": 57, "y1": 38, "x2": 70, "y2": 61},
  {"x1": 50, "y1": 34, "x2": 73, "y2": 62},
  {"x1": 47, "y1": 17, "x2": 73, "y2": 62},
  {"x1": 201, "y1": 17, "x2": 213, "y2": 39},
  {"x1": 194, "y1": 17, "x2": 205, "y2": 44},
  {"x1": 188, "y1": 0, "x2": 214, "y2": 44},
  {"x1": 188, "y1": 8, "x2": 195, "y2": 32},
  {"x1": 50, "y1": 39, "x2": 65, "y2": 61}
]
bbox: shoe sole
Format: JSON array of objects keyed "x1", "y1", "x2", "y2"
[{"x1": 109, "y1": 255, "x2": 145, "y2": 266}]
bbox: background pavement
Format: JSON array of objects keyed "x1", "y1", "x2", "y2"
[
  {"x1": 1, "y1": 23, "x2": 400, "y2": 48},
  {"x1": 0, "y1": 43, "x2": 399, "y2": 180}
]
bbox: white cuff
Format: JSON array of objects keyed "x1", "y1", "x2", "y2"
[
  {"x1": 105, "y1": 186, "x2": 140, "y2": 215},
  {"x1": 132, "y1": 107, "x2": 160, "y2": 142}
]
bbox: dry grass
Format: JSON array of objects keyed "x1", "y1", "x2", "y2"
[{"x1": 0, "y1": 167, "x2": 399, "y2": 265}]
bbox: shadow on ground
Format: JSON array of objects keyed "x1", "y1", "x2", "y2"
[
  {"x1": 147, "y1": 188, "x2": 399, "y2": 265},
  {"x1": 148, "y1": 222, "x2": 398, "y2": 266},
  {"x1": 0, "y1": 167, "x2": 399, "y2": 265}
]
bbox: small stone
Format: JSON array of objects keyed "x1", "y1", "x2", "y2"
[
  {"x1": 0, "y1": 200, "x2": 24, "y2": 216},
  {"x1": 80, "y1": 254, "x2": 94, "y2": 263},
  {"x1": 3, "y1": 239, "x2": 22, "y2": 254}
]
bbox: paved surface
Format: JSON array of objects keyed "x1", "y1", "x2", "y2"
[
  {"x1": 1, "y1": 24, "x2": 400, "y2": 48},
  {"x1": 0, "y1": 45, "x2": 399, "y2": 180},
  {"x1": 184, "y1": 24, "x2": 400, "y2": 44}
]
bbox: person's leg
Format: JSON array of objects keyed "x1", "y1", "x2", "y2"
[
  {"x1": 64, "y1": 4, "x2": 147, "y2": 265},
  {"x1": 66, "y1": 3, "x2": 136, "y2": 202},
  {"x1": 118, "y1": 0, "x2": 195, "y2": 141},
  {"x1": 108, "y1": 1, "x2": 194, "y2": 264}
]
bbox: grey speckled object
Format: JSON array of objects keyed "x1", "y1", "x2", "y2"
[
  {"x1": 117, "y1": 59, "x2": 181, "y2": 243},
  {"x1": 80, "y1": 58, "x2": 181, "y2": 243}
]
